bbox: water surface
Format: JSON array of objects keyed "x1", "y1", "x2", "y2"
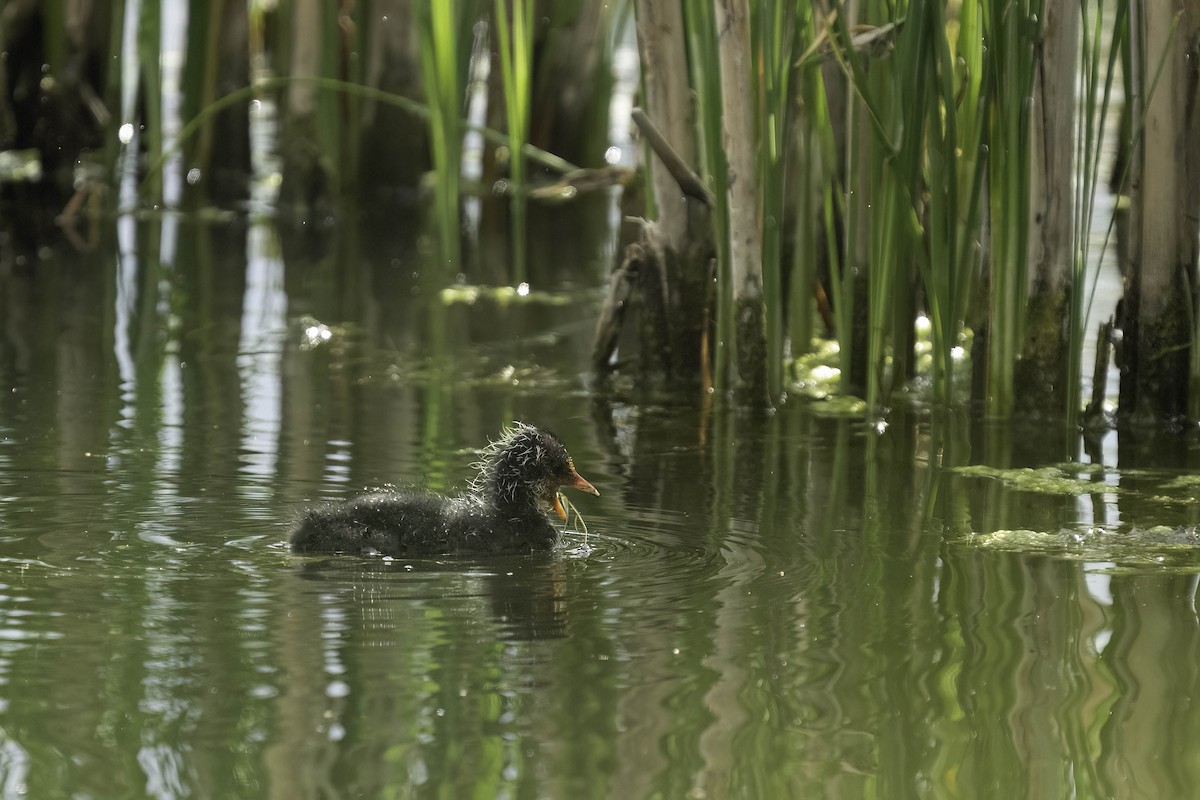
[{"x1": 2, "y1": 211, "x2": 1199, "y2": 799}]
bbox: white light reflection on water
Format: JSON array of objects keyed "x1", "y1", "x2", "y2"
[{"x1": 238, "y1": 226, "x2": 288, "y2": 490}]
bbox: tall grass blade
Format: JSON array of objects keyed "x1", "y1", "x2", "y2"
[
  {"x1": 494, "y1": 0, "x2": 534, "y2": 283},
  {"x1": 416, "y1": 0, "x2": 466, "y2": 271},
  {"x1": 753, "y1": 1, "x2": 797, "y2": 402}
]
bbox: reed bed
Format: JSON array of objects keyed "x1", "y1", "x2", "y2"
[{"x1": 8, "y1": 0, "x2": 1195, "y2": 422}]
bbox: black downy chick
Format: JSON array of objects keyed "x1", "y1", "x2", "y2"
[{"x1": 290, "y1": 423, "x2": 599, "y2": 556}]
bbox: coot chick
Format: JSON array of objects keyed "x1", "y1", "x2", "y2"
[{"x1": 290, "y1": 423, "x2": 599, "y2": 557}]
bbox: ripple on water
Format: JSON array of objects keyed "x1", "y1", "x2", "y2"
[
  {"x1": 0, "y1": 576, "x2": 67, "y2": 683},
  {"x1": 557, "y1": 504, "x2": 744, "y2": 634}
]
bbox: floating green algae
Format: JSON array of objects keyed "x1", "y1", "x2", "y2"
[
  {"x1": 808, "y1": 395, "x2": 868, "y2": 417},
  {"x1": 439, "y1": 283, "x2": 576, "y2": 307},
  {"x1": 966, "y1": 526, "x2": 1200, "y2": 571},
  {"x1": 1160, "y1": 474, "x2": 1200, "y2": 491},
  {"x1": 787, "y1": 339, "x2": 843, "y2": 401},
  {"x1": 952, "y1": 465, "x2": 1114, "y2": 496}
]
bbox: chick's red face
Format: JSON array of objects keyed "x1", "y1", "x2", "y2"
[{"x1": 553, "y1": 454, "x2": 599, "y2": 521}]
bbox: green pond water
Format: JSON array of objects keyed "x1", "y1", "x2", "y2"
[{"x1": 3, "y1": 209, "x2": 1200, "y2": 800}]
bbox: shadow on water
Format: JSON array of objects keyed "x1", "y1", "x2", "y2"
[{"x1": 3, "y1": 201, "x2": 1200, "y2": 797}]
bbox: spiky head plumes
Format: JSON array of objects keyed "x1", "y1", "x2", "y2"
[{"x1": 471, "y1": 422, "x2": 598, "y2": 517}]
